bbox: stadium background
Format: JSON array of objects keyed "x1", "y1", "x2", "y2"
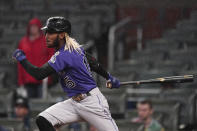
[{"x1": 0, "y1": 0, "x2": 197, "y2": 130}]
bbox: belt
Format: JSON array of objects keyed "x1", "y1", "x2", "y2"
[{"x1": 72, "y1": 92, "x2": 91, "y2": 102}]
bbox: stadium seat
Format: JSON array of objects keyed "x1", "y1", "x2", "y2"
[
  {"x1": 33, "y1": 11, "x2": 69, "y2": 24},
  {"x1": 126, "y1": 88, "x2": 161, "y2": 99},
  {"x1": 30, "y1": 109, "x2": 41, "y2": 119},
  {"x1": 115, "y1": 119, "x2": 143, "y2": 131},
  {"x1": 4, "y1": 127, "x2": 14, "y2": 131},
  {"x1": 130, "y1": 49, "x2": 169, "y2": 64},
  {"x1": 100, "y1": 88, "x2": 126, "y2": 118},
  {"x1": 0, "y1": 3, "x2": 12, "y2": 11},
  {"x1": 48, "y1": 85, "x2": 68, "y2": 101},
  {"x1": 152, "y1": 100, "x2": 180, "y2": 131},
  {"x1": 29, "y1": 118, "x2": 38, "y2": 131},
  {"x1": 111, "y1": 71, "x2": 136, "y2": 85},
  {"x1": 143, "y1": 8, "x2": 161, "y2": 23},
  {"x1": 145, "y1": 38, "x2": 181, "y2": 51},
  {"x1": 14, "y1": 0, "x2": 44, "y2": 11},
  {"x1": 0, "y1": 88, "x2": 12, "y2": 116},
  {"x1": 0, "y1": 99, "x2": 7, "y2": 117},
  {"x1": 59, "y1": 122, "x2": 88, "y2": 131},
  {"x1": 0, "y1": 118, "x2": 24, "y2": 131},
  {"x1": 116, "y1": 7, "x2": 141, "y2": 21},
  {"x1": 176, "y1": 19, "x2": 197, "y2": 30},
  {"x1": 190, "y1": 10, "x2": 197, "y2": 20},
  {"x1": 169, "y1": 50, "x2": 197, "y2": 65},
  {"x1": 58, "y1": 125, "x2": 70, "y2": 131},
  {"x1": 142, "y1": 22, "x2": 163, "y2": 40},
  {"x1": 29, "y1": 99, "x2": 57, "y2": 111},
  {"x1": 2, "y1": 28, "x2": 26, "y2": 42},
  {"x1": 153, "y1": 60, "x2": 186, "y2": 73},
  {"x1": 0, "y1": 63, "x2": 17, "y2": 87},
  {"x1": 164, "y1": 8, "x2": 182, "y2": 28},
  {"x1": 0, "y1": 11, "x2": 30, "y2": 25},
  {"x1": 195, "y1": 90, "x2": 197, "y2": 123},
  {"x1": 125, "y1": 109, "x2": 164, "y2": 122},
  {"x1": 161, "y1": 89, "x2": 196, "y2": 124},
  {"x1": 115, "y1": 60, "x2": 152, "y2": 71},
  {"x1": 163, "y1": 29, "x2": 196, "y2": 41}
]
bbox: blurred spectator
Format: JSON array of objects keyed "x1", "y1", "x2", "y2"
[
  {"x1": 12, "y1": 85, "x2": 28, "y2": 111},
  {"x1": 17, "y1": 18, "x2": 54, "y2": 98},
  {"x1": 89, "y1": 125, "x2": 98, "y2": 131},
  {"x1": 13, "y1": 97, "x2": 30, "y2": 131},
  {"x1": 132, "y1": 100, "x2": 165, "y2": 131},
  {"x1": 0, "y1": 126, "x2": 8, "y2": 131},
  {"x1": 68, "y1": 123, "x2": 81, "y2": 131}
]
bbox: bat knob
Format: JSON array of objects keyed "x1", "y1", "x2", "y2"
[{"x1": 106, "y1": 81, "x2": 112, "y2": 89}]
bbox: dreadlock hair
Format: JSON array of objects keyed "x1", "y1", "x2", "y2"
[{"x1": 64, "y1": 33, "x2": 82, "y2": 53}]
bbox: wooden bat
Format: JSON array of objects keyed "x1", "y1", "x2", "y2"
[
  {"x1": 106, "y1": 75, "x2": 194, "y2": 88},
  {"x1": 120, "y1": 75, "x2": 194, "y2": 86}
]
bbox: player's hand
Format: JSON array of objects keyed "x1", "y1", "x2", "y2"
[
  {"x1": 106, "y1": 73, "x2": 120, "y2": 89},
  {"x1": 12, "y1": 49, "x2": 26, "y2": 62}
]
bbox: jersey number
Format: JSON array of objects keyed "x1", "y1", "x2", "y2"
[{"x1": 64, "y1": 76, "x2": 75, "y2": 89}]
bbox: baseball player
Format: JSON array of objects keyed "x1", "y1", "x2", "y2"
[{"x1": 13, "y1": 16, "x2": 120, "y2": 131}]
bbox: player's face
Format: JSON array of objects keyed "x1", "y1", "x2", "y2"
[
  {"x1": 14, "y1": 106, "x2": 28, "y2": 119},
  {"x1": 45, "y1": 32, "x2": 59, "y2": 48},
  {"x1": 137, "y1": 103, "x2": 153, "y2": 121}
]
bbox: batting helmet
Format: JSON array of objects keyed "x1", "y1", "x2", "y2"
[{"x1": 41, "y1": 16, "x2": 71, "y2": 35}]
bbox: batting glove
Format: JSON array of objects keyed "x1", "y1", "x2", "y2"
[
  {"x1": 12, "y1": 49, "x2": 26, "y2": 62},
  {"x1": 107, "y1": 73, "x2": 120, "y2": 89}
]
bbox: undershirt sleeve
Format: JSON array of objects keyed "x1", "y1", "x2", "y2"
[
  {"x1": 85, "y1": 52, "x2": 109, "y2": 80},
  {"x1": 20, "y1": 59, "x2": 56, "y2": 80}
]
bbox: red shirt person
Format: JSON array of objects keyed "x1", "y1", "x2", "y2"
[{"x1": 17, "y1": 18, "x2": 54, "y2": 98}]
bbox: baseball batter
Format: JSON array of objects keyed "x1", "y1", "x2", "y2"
[{"x1": 13, "y1": 16, "x2": 120, "y2": 131}]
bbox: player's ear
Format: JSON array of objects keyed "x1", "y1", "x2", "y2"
[{"x1": 59, "y1": 32, "x2": 65, "y2": 40}]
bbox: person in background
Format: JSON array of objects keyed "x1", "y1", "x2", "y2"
[
  {"x1": 89, "y1": 125, "x2": 98, "y2": 131},
  {"x1": 14, "y1": 97, "x2": 30, "y2": 131},
  {"x1": 132, "y1": 100, "x2": 165, "y2": 131},
  {"x1": 68, "y1": 123, "x2": 81, "y2": 131},
  {"x1": 17, "y1": 18, "x2": 54, "y2": 98},
  {"x1": 0, "y1": 126, "x2": 8, "y2": 131}
]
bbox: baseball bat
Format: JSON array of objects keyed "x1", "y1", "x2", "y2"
[{"x1": 120, "y1": 75, "x2": 194, "y2": 86}]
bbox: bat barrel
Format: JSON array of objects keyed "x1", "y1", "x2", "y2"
[{"x1": 120, "y1": 75, "x2": 194, "y2": 86}]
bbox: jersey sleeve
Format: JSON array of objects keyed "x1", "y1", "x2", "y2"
[{"x1": 48, "y1": 51, "x2": 68, "y2": 72}]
